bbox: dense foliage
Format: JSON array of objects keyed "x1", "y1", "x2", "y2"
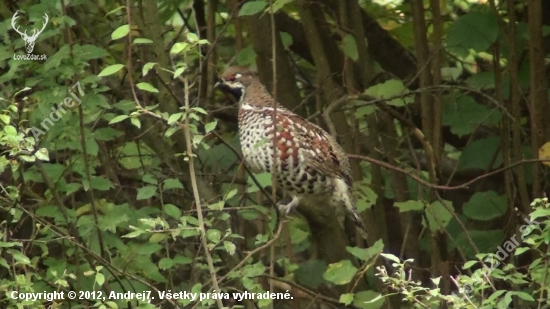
[{"x1": 1, "y1": 0, "x2": 550, "y2": 308}]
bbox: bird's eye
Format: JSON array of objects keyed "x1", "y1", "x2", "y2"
[{"x1": 226, "y1": 75, "x2": 236, "y2": 82}]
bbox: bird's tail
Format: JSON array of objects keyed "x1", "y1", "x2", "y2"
[
  {"x1": 333, "y1": 178, "x2": 367, "y2": 237},
  {"x1": 350, "y1": 209, "x2": 366, "y2": 232}
]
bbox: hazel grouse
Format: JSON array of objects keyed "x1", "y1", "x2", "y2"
[{"x1": 215, "y1": 66, "x2": 365, "y2": 232}]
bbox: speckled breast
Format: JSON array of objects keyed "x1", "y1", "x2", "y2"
[{"x1": 238, "y1": 105, "x2": 332, "y2": 195}]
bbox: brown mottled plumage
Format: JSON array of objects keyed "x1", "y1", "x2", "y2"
[{"x1": 215, "y1": 66, "x2": 365, "y2": 231}]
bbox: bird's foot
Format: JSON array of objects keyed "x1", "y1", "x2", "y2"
[{"x1": 277, "y1": 196, "x2": 300, "y2": 215}]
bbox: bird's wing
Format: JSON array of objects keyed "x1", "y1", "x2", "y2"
[{"x1": 278, "y1": 110, "x2": 353, "y2": 186}]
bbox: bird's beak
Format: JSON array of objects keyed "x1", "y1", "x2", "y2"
[{"x1": 214, "y1": 78, "x2": 223, "y2": 88}]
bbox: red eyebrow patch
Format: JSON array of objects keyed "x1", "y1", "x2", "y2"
[{"x1": 226, "y1": 75, "x2": 236, "y2": 81}]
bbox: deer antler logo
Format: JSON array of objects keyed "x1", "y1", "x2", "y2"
[{"x1": 11, "y1": 11, "x2": 49, "y2": 54}]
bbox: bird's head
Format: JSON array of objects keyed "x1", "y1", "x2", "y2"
[{"x1": 215, "y1": 66, "x2": 258, "y2": 100}]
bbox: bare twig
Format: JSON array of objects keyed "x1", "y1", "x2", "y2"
[
  {"x1": 348, "y1": 155, "x2": 550, "y2": 191},
  {"x1": 261, "y1": 274, "x2": 362, "y2": 309},
  {"x1": 269, "y1": 0, "x2": 278, "y2": 305},
  {"x1": 181, "y1": 50, "x2": 224, "y2": 309},
  {"x1": 204, "y1": 219, "x2": 285, "y2": 287}
]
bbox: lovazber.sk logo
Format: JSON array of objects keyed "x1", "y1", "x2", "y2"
[{"x1": 11, "y1": 10, "x2": 49, "y2": 61}]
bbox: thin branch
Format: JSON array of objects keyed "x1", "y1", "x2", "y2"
[
  {"x1": 321, "y1": 85, "x2": 516, "y2": 122},
  {"x1": 182, "y1": 46, "x2": 224, "y2": 309},
  {"x1": 348, "y1": 154, "x2": 550, "y2": 191},
  {"x1": 261, "y1": 274, "x2": 362, "y2": 309},
  {"x1": 125, "y1": 0, "x2": 221, "y2": 307},
  {"x1": 202, "y1": 219, "x2": 285, "y2": 287},
  {"x1": 269, "y1": 0, "x2": 278, "y2": 306}
]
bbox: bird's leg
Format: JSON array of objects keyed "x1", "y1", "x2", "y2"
[{"x1": 277, "y1": 195, "x2": 300, "y2": 215}]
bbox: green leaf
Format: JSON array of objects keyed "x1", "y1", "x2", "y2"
[
  {"x1": 346, "y1": 239, "x2": 384, "y2": 261},
  {"x1": 339, "y1": 293, "x2": 354, "y2": 305},
  {"x1": 205, "y1": 120, "x2": 217, "y2": 133},
  {"x1": 158, "y1": 258, "x2": 173, "y2": 270},
  {"x1": 224, "y1": 188, "x2": 238, "y2": 201},
  {"x1": 174, "y1": 67, "x2": 185, "y2": 79},
  {"x1": 394, "y1": 200, "x2": 425, "y2": 212},
  {"x1": 425, "y1": 200, "x2": 454, "y2": 232},
  {"x1": 239, "y1": 1, "x2": 267, "y2": 16},
  {"x1": 445, "y1": 11, "x2": 499, "y2": 56},
  {"x1": 441, "y1": 66, "x2": 463, "y2": 81},
  {"x1": 456, "y1": 230, "x2": 504, "y2": 259},
  {"x1": 142, "y1": 174, "x2": 158, "y2": 185},
  {"x1": 443, "y1": 94, "x2": 502, "y2": 137},
  {"x1": 247, "y1": 172, "x2": 272, "y2": 193},
  {"x1": 462, "y1": 260, "x2": 478, "y2": 269},
  {"x1": 467, "y1": 72, "x2": 495, "y2": 89},
  {"x1": 0, "y1": 257, "x2": 9, "y2": 269},
  {"x1": 341, "y1": 34, "x2": 359, "y2": 61},
  {"x1": 77, "y1": 45, "x2": 110, "y2": 61},
  {"x1": 163, "y1": 204, "x2": 181, "y2": 219},
  {"x1": 514, "y1": 247, "x2": 529, "y2": 256},
  {"x1": 165, "y1": 127, "x2": 178, "y2": 137},
  {"x1": 289, "y1": 223, "x2": 309, "y2": 244},
  {"x1": 136, "y1": 82, "x2": 159, "y2": 93},
  {"x1": 354, "y1": 179, "x2": 378, "y2": 212},
  {"x1": 109, "y1": 115, "x2": 129, "y2": 124},
  {"x1": 111, "y1": 24, "x2": 130, "y2": 40},
  {"x1": 85, "y1": 137, "x2": 99, "y2": 156},
  {"x1": 133, "y1": 38, "x2": 153, "y2": 44},
  {"x1": 122, "y1": 229, "x2": 143, "y2": 238},
  {"x1": 149, "y1": 233, "x2": 166, "y2": 243},
  {"x1": 355, "y1": 105, "x2": 376, "y2": 118},
  {"x1": 136, "y1": 185, "x2": 157, "y2": 200},
  {"x1": 173, "y1": 255, "x2": 193, "y2": 265},
  {"x1": 192, "y1": 107, "x2": 208, "y2": 114},
  {"x1": 295, "y1": 259, "x2": 327, "y2": 289},
  {"x1": 0, "y1": 114, "x2": 10, "y2": 124},
  {"x1": 486, "y1": 290, "x2": 506, "y2": 304},
  {"x1": 380, "y1": 253, "x2": 400, "y2": 263},
  {"x1": 223, "y1": 241, "x2": 236, "y2": 255},
  {"x1": 280, "y1": 32, "x2": 293, "y2": 49},
  {"x1": 95, "y1": 272, "x2": 105, "y2": 286},
  {"x1": 241, "y1": 261, "x2": 266, "y2": 278},
  {"x1": 236, "y1": 46, "x2": 257, "y2": 65},
  {"x1": 463, "y1": 191, "x2": 507, "y2": 221},
  {"x1": 90, "y1": 177, "x2": 114, "y2": 191},
  {"x1": 458, "y1": 136, "x2": 502, "y2": 170},
  {"x1": 39, "y1": 164, "x2": 66, "y2": 184},
  {"x1": 355, "y1": 291, "x2": 384, "y2": 309},
  {"x1": 507, "y1": 291, "x2": 535, "y2": 302},
  {"x1": 130, "y1": 117, "x2": 141, "y2": 129},
  {"x1": 187, "y1": 32, "x2": 199, "y2": 43},
  {"x1": 170, "y1": 42, "x2": 189, "y2": 55},
  {"x1": 364, "y1": 79, "x2": 413, "y2": 107},
  {"x1": 105, "y1": 6, "x2": 125, "y2": 16},
  {"x1": 98, "y1": 64, "x2": 124, "y2": 77},
  {"x1": 163, "y1": 178, "x2": 184, "y2": 190},
  {"x1": 168, "y1": 112, "x2": 183, "y2": 125},
  {"x1": 142, "y1": 62, "x2": 156, "y2": 76},
  {"x1": 206, "y1": 229, "x2": 221, "y2": 244},
  {"x1": 323, "y1": 260, "x2": 358, "y2": 285},
  {"x1": 34, "y1": 148, "x2": 50, "y2": 161},
  {"x1": 271, "y1": 0, "x2": 294, "y2": 13},
  {"x1": 8, "y1": 249, "x2": 30, "y2": 265},
  {"x1": 4, "y1": 125, "x2": 17, "y2": 135},
  {"x1": 94, "y1": 128, "x2": 123, "y2": 141}
]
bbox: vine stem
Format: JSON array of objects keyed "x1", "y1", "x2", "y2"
[{"x1": 182, "y1": 48, "x2": 224, "y2": 309}]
